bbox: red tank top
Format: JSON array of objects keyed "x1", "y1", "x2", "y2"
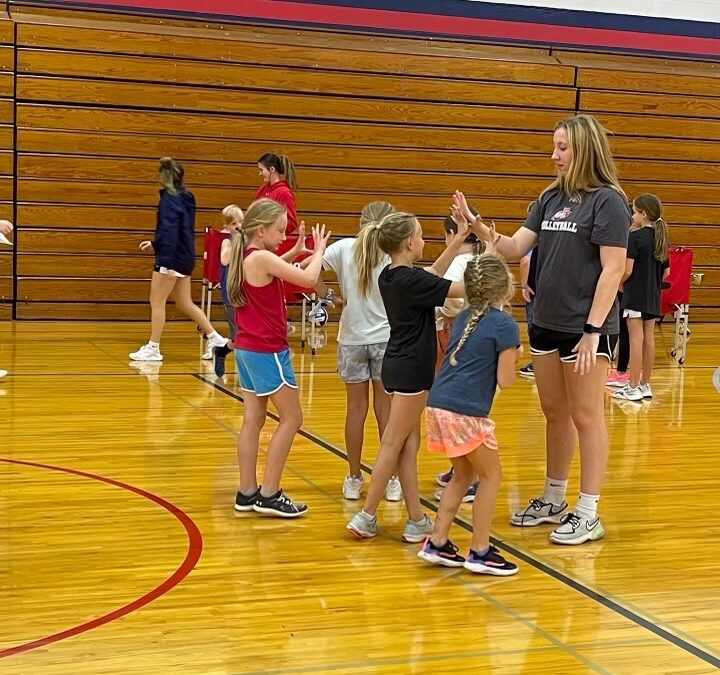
[{"x1": 233, "y1": 248, "x2": 288, "y2": 353}]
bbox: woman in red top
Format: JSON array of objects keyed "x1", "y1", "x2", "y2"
[
  {"x1": 255, "y1": 153, "x2": 299, "y2": 237},
  {"x1": 226, "y1": 198, "x2": 330, "y2": 518}
]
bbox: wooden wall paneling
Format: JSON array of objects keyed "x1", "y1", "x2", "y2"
[
  {"x1": 16, "y1": 50, "x2": 576, "y2": 109},
  {"x1": 577, "y1": 66, "x2": 720, "y2": 97},
  {"x1": 582, "y1": 90, "x2": 720, "y2": 121}
]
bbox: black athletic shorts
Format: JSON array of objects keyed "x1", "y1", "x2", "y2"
[{"x1": 529, "y1": 325, "x2": 617, "y2": 363}]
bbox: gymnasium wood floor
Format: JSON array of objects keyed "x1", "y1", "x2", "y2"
[{"x1": 1, "y1": 319, "x2": 718, "y2": 674}]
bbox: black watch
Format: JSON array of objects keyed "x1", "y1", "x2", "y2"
[{"x1": 583, "y1": 323, "x2": 601, "y2": 335}]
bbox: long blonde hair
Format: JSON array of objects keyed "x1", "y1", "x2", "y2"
[
  {"x1": 543, "y1": 114, "x2": 626, "y2": 203},
  {"x1": 633, "y1": 193, "x2": 669, "y2": 263},
  {"x1": 353, "y1": 201, "x2": 395, "y2": 298},
  {"x1": 448, "y1": 254, "x2": 514, "y2": 366},
  {"x1": 352, "y1": 211, "x2": 418, "y2": 298},
  {"x1": 226, "y1": 198, "x2": 286, "y2": 307}
]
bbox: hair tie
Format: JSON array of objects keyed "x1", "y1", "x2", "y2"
[{"x1": 374, "y1": 222, "x2": 382, "y2": 230}]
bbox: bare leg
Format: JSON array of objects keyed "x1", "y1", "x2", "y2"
[
  {"x1": 563, "y1": 358, "x2": 610, "y2": 495},
  {"x1": 396, "y1": 420, "x2": 424, "y2": 521},
  {"x1": 466, "y1": 445, "x2": 503, "y2": 552},
  {"x1": 371, "y1": 378, "x2": 391, "y2": 438},
  {"x1": 641, "y1": 319, "x2": 656, "y2": 384},
  {"x1": 361, "y1": 391, "x2": 427, "y2": 517},
  {"x1": 236, "y1": 390, "x2": 268, "y2": 494},
  {"x1": 261, "y1": 385, "x2": 303, "y2": 495},
  {"x1": 171, "y1": 276, "x2": 217, "y2": 336},
  {"x1": 148, "y1": 272, "x2": 178, "y2": 343},
  {"x1": 626, "y1": 317, "x2": 643, "y2": 388},
  {"x1": 344, "y1": 380, "x2": 370, "y2": 478},
  {"x1": 533, "y1": 352, "x2": 577, "y2": 481},
  {"x1": 430, "y1": 456, "x2": 474, "y2": 544}
]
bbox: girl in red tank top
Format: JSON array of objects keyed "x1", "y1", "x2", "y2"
[{"x1": 225, "y1": 198, "x2": 330, "y2": 518}]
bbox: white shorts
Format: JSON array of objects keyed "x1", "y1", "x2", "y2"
[{"x1": 154, "y1": 266, "x2": 186, "y2": 278}]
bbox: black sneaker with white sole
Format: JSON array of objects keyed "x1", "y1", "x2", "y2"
[
  {"x1": 234, "y1": 488, "x2": 260, "y2": 512},
  {"x1": 253, "y1": 489, "x2": 308, "y2": 518}
]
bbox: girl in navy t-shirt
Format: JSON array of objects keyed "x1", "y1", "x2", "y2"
[{"x1": 418, "y1": 254, "x2": 521, "y2": 576}]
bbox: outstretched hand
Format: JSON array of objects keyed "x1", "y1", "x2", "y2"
[
  {"x1": 290, "y1": 221, "x2": 312, "y2": 257},
  {"x1": 139, "y1": 240, "x2": 154, "y2": 252},
  {"x1": 312, "y1": 223, "x2": 332, "y2": 255},
  {"x1": 453, "y1": 190, "x2": 494, "y2": 243}
]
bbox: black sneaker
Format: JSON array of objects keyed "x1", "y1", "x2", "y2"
[
  {"x1": 519, "y1": 362, "x2": 534, "y2": 378},
  {"x1": 253, "y1": 489, "x2": 308, "y2": 518},
  {"x1": 234, "y1": 488, "x2": 260, "y2": 512},
  {"x1": 463, "y1": 545, "x2": 518, "y2": 576},
  {"x1": 417, "y1": 536, "x2": 465, "y2": 568},
  {"x1": 213, "y1": 345, "x2": 231, "y2": 377}
]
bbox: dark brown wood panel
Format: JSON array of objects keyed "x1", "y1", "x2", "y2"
[
  {"x1": 582, "y1": 90, "x2": 720, "y2": 120},
  {"x1": 17, "y1": 254, "x2": 154, "y2": 278},
  {"x1": 17, "y1": 50, "x2": 576, "y2": 109},
  {"x1": 0, "y1": 276, "x2": 12, "y2": 300}
]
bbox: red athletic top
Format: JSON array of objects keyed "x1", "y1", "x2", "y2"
[
  {"x1": 233, "y1": 248, "x2": 289, "y2": 353},
  {"x1": 255, "y1": 180, "x2": 297, "y2": 237}
]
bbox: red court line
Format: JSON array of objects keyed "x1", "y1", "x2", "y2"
[{"x1": 0, "y1": 458, "x2": 203, "y2": 659}]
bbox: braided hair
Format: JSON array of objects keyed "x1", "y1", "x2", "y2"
[{"x1": 448, "y1": 254, "x2": 514, "y2": 366}]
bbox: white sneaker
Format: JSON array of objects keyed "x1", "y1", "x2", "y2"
[
  {"x1": 342, "y1": 474, "x2": 364, "y2": 500},
  {"x1": 0, "y1": 369, "x2": 7, "y2": 378},
  {"x1": 612, "y1": 384, "x2": 643, "y2": 402},
  {"x1": 511, "y1": 497, "x2": 568, "y2": 527},
  {"x1": 202, "y1": 333, "x2": 228, "y2": 360},
  {"x1": 385, "y1": 476, "x2": 403, "y2": 502},
  {"x1": 549, "y1": 512, "x2": 605, "y2": 545},
  {"x1": 129, "y1": 343, "x2": 163, "y2": 361},
  {"x1": 640, "y1": 383, "x2": 653, "y2": 399}
]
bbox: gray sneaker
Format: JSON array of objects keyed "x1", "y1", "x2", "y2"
[
  {"x1": 549, "y1": 512, "x2": 605, "y2": 545},
  {"x1": 346, "y1": 510, "x2": 378, "y2": 539},
  {"x1": 402, "y1": 514, "x2": 433, "y2": 543},
  {"x1": 511, "y1": 497, "x2": 568, "y2": 527}
]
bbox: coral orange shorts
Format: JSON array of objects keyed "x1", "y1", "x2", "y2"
[{"x1": 426, "y1": 407, "x2": 498, "y2": 457}]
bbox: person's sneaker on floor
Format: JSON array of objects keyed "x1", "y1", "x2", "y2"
[
  {"x1": 402, "y1": 514, "x2": 433, "y2": 543},
  {"x1": 252, "y1": 489, "x2": 308, "y2": 518},
  {"x1": 347, "y1": 510, "x2": 378, "y2": 538},
  {"x1": 286, "y1": 322, "x2": 296, "y2": 335},
  {"x1": 612, "y1": 384, "x2": 643, "y2": 402},
  {"x1": 511, "y1": 497, "x2": 568, "y2": 527},
  {"x1": 549, "y1": 512, "x2": 605, "y2": 545},
  {"x1": 640, "y1": 383, "x2": 653, "y2": 399},
  {"x1": 519, "y1": 362, "x2": 534, "y2": 379},
  {"x1": 234, "y1": 488, "x2": 260, "y2": 512},
  {"x1": 463, "y1": 545, "x2": 518, "y2": 576},
  {"x1": 435, "y1": 467, "x2": 454, "y2": 487},
  {"x1": 606, "y1": 369, "x2": 629, "y2": 388},
  {"x1": 202, "y1": 333, "x2": 228, "y2": 360},
  {"x1": 342, "y1": 474, "x2": 364, "y2": 500},
  {"x1": 129, "y1": 343, "x2": 163, "y2": 362},
  {"x1": 462, "y1": 482, "x2": 478, "y2": 503},
  {"x1": 385, "y1": 476, "x2": 403, "y2": 502},
  {"x1": 417, "y1": 536, "x2": 465, "y2": 568}
]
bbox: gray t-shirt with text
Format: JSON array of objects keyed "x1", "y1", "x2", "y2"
[{"x1": 523, "y1": 186, "x2": 629, "y2": 334}]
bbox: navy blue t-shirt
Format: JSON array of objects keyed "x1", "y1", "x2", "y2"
[{"x1": 428, "y1": 307, "x2": 520, "y2": 417}]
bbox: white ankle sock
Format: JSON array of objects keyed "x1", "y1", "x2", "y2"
[
  {"x1": 208, "y1": 330, "x2": 220, "y2": 340},
  {"x1": 575, "y1": 492, "x2": 599, "y2": 520},
  {"x1": 543, "y1": 477, "x2": 568, "y2": 506},
  {"x1": 148, "y1": 340, "x2": 160, "y2": 349}
]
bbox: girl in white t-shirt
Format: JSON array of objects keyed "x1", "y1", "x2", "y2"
[{"x1": 317, "y1": 201, "x2": 402, "y2": 501}]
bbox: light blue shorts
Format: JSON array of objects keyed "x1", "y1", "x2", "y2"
[{"x1": 234, "y1": 348, "x2": 297, "y2": 396}]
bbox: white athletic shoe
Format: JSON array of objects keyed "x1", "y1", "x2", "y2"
[
  {"x1": 612, "y1": 384, "x2": 643, "y2": 402},
  {"x1": 385, "y1": 476, "x2": 403, "y2": 502},
  {"x1": 129, "y1": 343, "x2": 163, "y2": 362},
  {"x1": 202, "y1": 333, "x2": 228, "y2": 360},
  {"x1": 640, "y1": 383, "x2": 653, "y2": 399},
  {"x1": 549, "y1": 512, "x2": 605, "y2": 545},
  {"x1": 342, "y1": 475, "x2": 364, "y2": 500}
]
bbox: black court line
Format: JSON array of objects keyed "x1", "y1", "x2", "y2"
[{"x1": 194, "y1": 373, "x2": 720, "y2": 670}]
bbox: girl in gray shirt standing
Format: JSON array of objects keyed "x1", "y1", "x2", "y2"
[{"x1": 455, "y1": 113, "x2": 629, "y2": 546}]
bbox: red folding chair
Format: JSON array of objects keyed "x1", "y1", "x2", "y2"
[
  {"x1": 201, "y1": 227, "x2": 231, "y2": 321},
  {"x1": 660, "y1": 246, "x2": 694, "y2": 365}
]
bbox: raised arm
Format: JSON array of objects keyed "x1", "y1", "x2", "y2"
[{"x1": 260, "y1": 224, "x2": 331, "y2": 288}]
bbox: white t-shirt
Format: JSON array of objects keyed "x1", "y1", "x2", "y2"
[
  {"x1": 322, "y1": 237, "x2": 390, "y2": 345},
  {"x1": 436, "y1": 252, "x2": 472, "y2": 329}
]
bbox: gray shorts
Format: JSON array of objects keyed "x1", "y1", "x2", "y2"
[{"x1": 337, "y1": 343, "x2": 387, "y2": 383}]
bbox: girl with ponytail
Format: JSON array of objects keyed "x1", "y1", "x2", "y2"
[
  {"x1": 317, "y1": 201, "x2": 402, "y2": 502},
  {"x1": 346, "y1": 206, "x2": 474, "y2": 544},
  {"x1": 418, "y1": 252, "x2": 521, "y2": 575},
  {"x1": 256, "y1": 152, "x2": 299, "y2": 237},
  {"x1": 612, "y1": 193, "x2": 670, "y2": 402}
]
